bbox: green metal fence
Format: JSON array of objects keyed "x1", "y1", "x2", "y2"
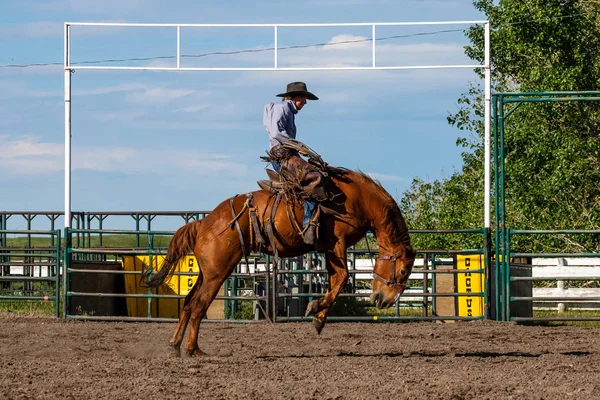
[
  {"x1": 62, "y1": 227, "x2": 269, "y2": 322},
  {"x1": 273, "y1": 229, "x2": 489, "y2": 323},
  {"x1": 492, "y1": 91, "x2": 600, "y2": 321},
  {"x1": 0, "y1": 229, "x2": 61, "y2": 316},
  {"x1": 2, "y1": 223, "x2": 492, "y2": 323}
]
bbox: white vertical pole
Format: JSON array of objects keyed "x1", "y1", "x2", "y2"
[
  {"x1": 274, "y1": 26, "x2": 278, "y2": 68},
  {"x1": 64, "y1": 23, "x2": 72, "y2": 228},
  {"x1": 372, "y1": 24, "x2": 376, "y2": 68},
  {"x1": 176, "y1": 25, "x2": 181, "y2": 69},
  {"x1": 484, "y1": 21, "x2": 491, "y2": 228}
]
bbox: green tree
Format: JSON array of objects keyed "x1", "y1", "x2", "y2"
[{"x1": 401, "y1": 0, "x2": 600, "y2": 253}]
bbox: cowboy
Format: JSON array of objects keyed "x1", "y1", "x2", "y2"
[{"x1": 263, "y1": 82, "x2": 320, "y2": 245}]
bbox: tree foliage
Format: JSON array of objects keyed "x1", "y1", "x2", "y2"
[{"x1": 400, "y1": 0, "x2": 600, "y2": 253}]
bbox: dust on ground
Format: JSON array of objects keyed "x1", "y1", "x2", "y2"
[{"x1": 1, "y1": 313, "x2": 599, "y2": 400}]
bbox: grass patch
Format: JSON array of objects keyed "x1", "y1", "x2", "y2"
[
  {"x1": 0, "y1": 301, "x2": 56, "y2": 315},
  {"x1": 532, "y1": 309, "x2": 600, "y2": 327},
  {"x1": 364, "y1": 304, "x2": 432, "y2": 318},
  {"x1": 4, "y1": 234, "x2": 172, "y2": 249}
]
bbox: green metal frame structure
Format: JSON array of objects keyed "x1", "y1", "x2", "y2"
[
  {"x1": 1, "y1": 210, "x2": 489, "y2": 323},
  {"x1": 274, "y1": 229, "x2": 488, "y2": 323},
  {"x1": 62, "y1": 227, "x2": 270, "y2": 322},
  {"x1": 0, "y1": 229, "x2": 61, "y2": 316},
  {"x1": 61, "y1": 227, "x2": 488, "y2": 323},
  {"x1": 492, "y1": 91, "x2": 600, "y2": 321},
  {"x1": 2, "y1": 211, "x2": 491, "y2": 322}
]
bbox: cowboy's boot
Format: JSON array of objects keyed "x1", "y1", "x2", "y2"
[
  {"x1": 302, "y1": 223, "x2": 317, "y2": 246},
  {"x1": 301, "y1": 171, "x2": 328, "y2": 201},
  {"x1": 302, "y1": 207, "x2": 322, "y2": 246}
]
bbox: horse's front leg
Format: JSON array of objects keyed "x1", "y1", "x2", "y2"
[{"x1": 305, "y1": 246, "x2": 348, "y2": 334}]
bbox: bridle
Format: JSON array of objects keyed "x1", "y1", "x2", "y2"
[{"x1": 373, "y1": 249, "x2": 410, "y2": 294}]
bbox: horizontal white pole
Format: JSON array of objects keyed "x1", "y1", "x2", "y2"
[
  {"x1": 66, "y1": 64, "x2": 484, "y2": 71},
  {"x1": 65, "y1": 21, "x2": 487, "y2": 28}
]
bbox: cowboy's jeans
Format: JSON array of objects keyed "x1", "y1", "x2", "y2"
[
  {"x1": 271, "y1": 151, "x2": 315, "y2": 228},
  {"x1": 270, "y1": 147, "x2": 286, "y2": 172},
  {"x1": 302, "y1": 200, "x2": 316, "y2": 227}
]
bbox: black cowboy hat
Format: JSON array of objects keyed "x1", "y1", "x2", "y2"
[{"x1": 276, "y1": 81, "x2": 319, "y2": 100}]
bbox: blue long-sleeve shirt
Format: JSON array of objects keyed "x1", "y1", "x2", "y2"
[{"x1": 263, "y1": 100, "x2": 298, "y2": 149}]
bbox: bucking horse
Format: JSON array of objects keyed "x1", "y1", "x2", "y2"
[{"x1": 144, "y1": 140, "x2": 416, "y2": 357}]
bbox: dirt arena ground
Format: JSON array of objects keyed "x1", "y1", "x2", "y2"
[{"x1": 1, "y1": 313, "x2": 600, "y2": 400}]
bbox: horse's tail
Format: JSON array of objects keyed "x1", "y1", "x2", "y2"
[{"x1": 143, "y1": 220, "x2": 201, "y2": 288}]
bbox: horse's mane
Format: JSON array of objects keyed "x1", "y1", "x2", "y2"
[
  {"x1": 342, "y1": 169, "x2": 411, "y2": 247},
  {"x1": 325, "y1": 165, "x2": 352, "y2": 182}
]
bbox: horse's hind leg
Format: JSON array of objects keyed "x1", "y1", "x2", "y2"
[
  {"x1": 168, "y1": 273, "x2": 203, "y2": 357},
  {"x1": 185, "y1": 275, "x2": 228, "y2": 357}
]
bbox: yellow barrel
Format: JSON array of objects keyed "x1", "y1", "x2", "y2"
[{"x1": 121, "y1": 255, "x2": 224, "y2": 319}]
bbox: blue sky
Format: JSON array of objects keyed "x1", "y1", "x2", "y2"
[{"x1": 1, "y1": 0, "x2": 486, "y2": 229}]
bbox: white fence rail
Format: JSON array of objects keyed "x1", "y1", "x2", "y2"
[{"x1": 531, "y1": 258, "x2": 600, "y2": 311}]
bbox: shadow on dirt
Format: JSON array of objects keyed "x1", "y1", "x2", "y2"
[{"x1": 257, "y1": 350, "x2": 592, "y2": 360}]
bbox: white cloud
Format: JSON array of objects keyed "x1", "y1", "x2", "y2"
[
  {"x1": 130, "y1": 29, "x2": 471, "y2": 71},
  {"x1": 126, "y1": 120, "x2": 244, "y2": 131},
  {"x1": 88, "y1": 109, "x2": 244, "y2": 130},
  {"x1": 0, "y1": 135, "x2": 62, "y2": 158},
  {"x1": 38, "y1": 0, "x2": 159, "y2": 17},
  {"x1": 0, "y1": 21, "x2": 63, "y2": 39},
  {"x1": 366, "y1": 172, "x2": 408, "y2": 182},
  {"x1": 0, "y1": 20, "x2": 129, "y2": 40},
  {"x1": 0, "y1": 135, "x2": 63, "y2": 175},
  {"x1": 211, "y1": 31, "x2": 475, "y2": 93},
  {"x1": 75, "y1": 83, "x2": 147, "y2": 96},
  {"x1": 228, "y1": 67, "x2": 474, "y2": 99},
  {"x1": 179, "y1": 159, "x2": 247, "y2": 178},
  {"x1": 172, "y1": 104, "x2": 210, "y2": 113},
  {"x1": 275, "y1": 34, "x2": 469, "y2": 68},
  {"x1": 91, "y1": 110, "x2": 148, "y2": 122},
  {"x1": 0, "y1": 82, "x2": 145, "y2": 100},
  {"x1": 317, "y1": 89, "x2": 367, "y2": 104},
  {"x1": 0, "y1": 135, "x2": 247, "y2": 178},
  {"x1": 74, "y1": 147, "x2": 138, "y2": 172},
  {"x1": 145, "y1": 59, "x2": 177, "y2": 69},
  {"x1": 325, "y1": 34, "x2": 370, "y2": 50},
  {"x1": 0, "y1": 82, "x2": 206, "y2": 102},
  {"x1": 125, "y1": 88, "x2": 204, "y2": 105}
]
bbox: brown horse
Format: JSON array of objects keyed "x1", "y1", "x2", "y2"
[{"x1": 145, "y1": 168, "x2": 416, "y2": 357}]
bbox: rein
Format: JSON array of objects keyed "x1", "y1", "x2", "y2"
[{"x1": 373, "y1": 249, "x2": 407, "y2": 294}]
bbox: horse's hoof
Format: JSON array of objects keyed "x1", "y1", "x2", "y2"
[
  {"x1": 186, "y1": 348, "x2": 207, "y2": 358},
  {"x1": 169, "y1": 343, "x2": 181, "y2": 357},
  {"x1": 305, "y1": 299, "x2": 320, "y2": 317},
  {"x1": 170, "y1": 346, "x2": 181, "y2": 358},
  {"x1": 312, "y1": 317, "x2": 325, "y2": 335}
]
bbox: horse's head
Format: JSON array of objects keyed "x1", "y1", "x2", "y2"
[{"x1": 370, "y1": 244, "x2": 416, "y2": 309}]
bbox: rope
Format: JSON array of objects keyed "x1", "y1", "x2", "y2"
[{"x1": 248, "y1": 207, "x2": 255, "y2": 251}]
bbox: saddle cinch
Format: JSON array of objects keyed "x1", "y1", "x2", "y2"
[{"x1": 257, "y1": 139, "x2": 330, "y2": 202}]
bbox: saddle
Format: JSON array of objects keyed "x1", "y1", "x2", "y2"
[{"x1": 258, "y1": 139, "x2": 330, "y2": 202}]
